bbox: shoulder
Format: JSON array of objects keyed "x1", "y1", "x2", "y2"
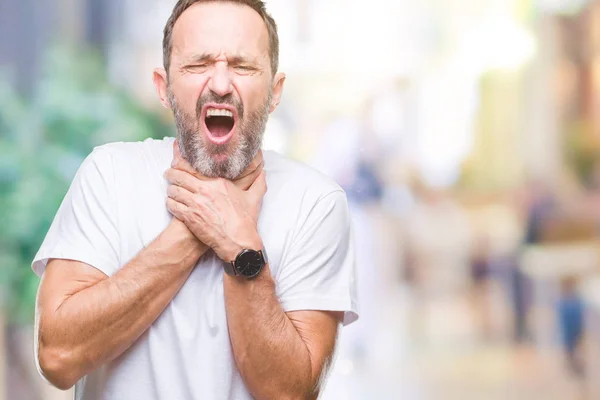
[
  {"x1": 263, "y1": 150, "x2": 345, "y2": 202},
  {"x1": 79, "y1": 137, "x2": 174, "y2": 180},
  {"x1": 262, "y1": 151, "x2": 350, "y2": 232},
  {"x1": 90, "y1": 136, "x2": 174, "y2": 166}
]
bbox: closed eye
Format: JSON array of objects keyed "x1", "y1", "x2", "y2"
[
  {"x1": 186, "y1": 64, "x2": 209, "y2": 73},
  {"x1": 233, "y1": 65, "x2": 257, "y2": 74}
]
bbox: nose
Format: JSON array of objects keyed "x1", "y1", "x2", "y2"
[{"x1": 207, "y1": 62, "x2": 234, "y2": 97}]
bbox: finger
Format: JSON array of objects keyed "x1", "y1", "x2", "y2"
[
  {"x1": 233, "y1": 163, "x2": 263, "y2": 191},
  {"x1": 172, "y1": 157, "x2": 196, "y2": 175},
  {"x1": 165, "y1": 169, "x2": 203, "y2": 194},
  {"x1": 171, "y1": 140, "x2": 204, "y2": 177},
  {"x1": 231, "y1": 151, "x2": 264, "y2": 191},
  {"x1": 249, "y1": 152, "x2": 264, "y2": 172},
  {"x1": 233, "y1": 172, "x2": 258, "y2": 191},
  {"x1": 238, "y1": 151, "x2": 264, "y2": 180},
  {"x1": 173, "y1": 139, "x2": 181, "y2": 160},
  {"x1": 166, "y1": 197, "x2": 188, "y2": 220},
  {"x1": 172, "y1": 157, "x2": 215, "y2": 182},
  {"x1": 171, "y1": 154, "x2": 199, "y2": 177},
  {"x1": 247, "y1": 170, "x2": 267, "y2": 201},
  {"x1": 238, "y1": 160, "x2": 264, "y2": 181},
  {"x1": 167, "y1": 184, "x2": 195, "y2": 207},
  {"x1": 172, "y1": 139, "x2": 186, "y2": 169}
]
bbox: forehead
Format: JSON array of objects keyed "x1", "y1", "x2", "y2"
[{"x1": 171, "y1": 2, "x2": 270, "y2": 63}]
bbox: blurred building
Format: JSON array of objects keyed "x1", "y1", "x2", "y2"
[{"x1": 0, "y1": 0, "x2": 125, "y2": 95}]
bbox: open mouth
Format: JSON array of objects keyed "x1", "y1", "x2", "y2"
[{"x1": 203, "y1": 105, "x2": 237, "y2": 145}]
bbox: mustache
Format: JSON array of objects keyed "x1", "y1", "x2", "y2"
[{"x1": 196, "y1": 93, "x2": 244, "y2": 120}]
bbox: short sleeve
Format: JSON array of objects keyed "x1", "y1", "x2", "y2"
[
  {"x1": 276, "y1": 190, "x2": 359, "y2": 326},
  {"x1": 31, "y1": 148, "x2": 120, "y2": 277}
]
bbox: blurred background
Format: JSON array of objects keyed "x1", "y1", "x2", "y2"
[{"x1": 2, "y1": 0, "x2": 600, "y2": 399}]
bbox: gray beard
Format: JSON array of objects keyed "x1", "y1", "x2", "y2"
[{"x1": 168, "y1": 90, "x2": 271, "y2": 180}]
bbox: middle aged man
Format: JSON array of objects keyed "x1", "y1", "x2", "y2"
[{"x1": 33, "y1": 1, "x2": 358, "y2": 399}]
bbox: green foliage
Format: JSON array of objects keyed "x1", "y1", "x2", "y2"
[{"x1": 0, "y1": 45, "x2": 173, "y2": 324}]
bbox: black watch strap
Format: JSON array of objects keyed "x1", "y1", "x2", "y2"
[{"x1": 223, "y1": 259, "x2": 237, "y2": 276}]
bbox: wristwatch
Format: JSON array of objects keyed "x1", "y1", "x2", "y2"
[{"x1": 223, "y1": 248, "x2": 268, "y2": 279}]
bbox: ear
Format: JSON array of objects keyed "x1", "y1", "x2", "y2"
[
  {"x1": 269, "y1": 72, "x2": 286, "y2": 113},
  {"x1": 153, "y1": 68, "x2": 171, "y2": 109}
]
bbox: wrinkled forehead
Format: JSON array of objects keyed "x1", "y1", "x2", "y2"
[{"x1": 171, "y1": 2, "x2": 270, "y2": 66}]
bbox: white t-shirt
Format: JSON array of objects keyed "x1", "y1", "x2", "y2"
[{"x1": 32, "y1": 137, "x2": 358, "y2": 400}]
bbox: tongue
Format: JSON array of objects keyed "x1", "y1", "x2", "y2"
[{"x1": 206, "y1": 116, "x2": 233, "y2": 138}]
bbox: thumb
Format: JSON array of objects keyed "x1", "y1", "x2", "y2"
[
  {"x1": 172, "y1": 140, "x2": 182, "y2": 164},
  {"x1": 171, "y1": 140, "x2": 202, "y2": 178},
  {"x1": 247, "y1": 170, "x2": 267, "y2": 200}
]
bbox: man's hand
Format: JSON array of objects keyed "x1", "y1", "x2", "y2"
[{"x1": 165, "y1": 141, "x2": 267, "y2": 262}]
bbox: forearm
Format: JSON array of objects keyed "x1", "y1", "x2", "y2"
[
  {"x1": 224, "y1": 265, "x2": 316, "y2": 400},
  {"x1": 39, "y1": 220, "x2": 207, "y2": 388},
  {"x1": 165, "y1": 153, "x2": 320, "y2": 397}
]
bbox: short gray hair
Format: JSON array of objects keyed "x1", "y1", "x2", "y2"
[{"x1": 163, "y1": 0, "x2": 280, "y2": 75}]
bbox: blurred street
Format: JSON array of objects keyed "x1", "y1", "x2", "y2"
[
  {"x1": 317, "y1": 203, "x2": 592, "y2": 400},
  {"x1": 327, "y1": 283, "x2": 585, "y2": 400}
]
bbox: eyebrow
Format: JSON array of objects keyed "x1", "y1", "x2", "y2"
[{"x1": 184, "y1": 52, "x2": 257, "y2": 65}]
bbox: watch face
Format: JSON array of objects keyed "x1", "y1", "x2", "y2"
[{"x1": 235, "y1": 250, "x2": 264, "y2": 278}]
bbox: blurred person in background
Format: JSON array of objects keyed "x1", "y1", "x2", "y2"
[
  {"x1": 468, "y1": 234, "x2": 494, "y2": 339},
  {"x1": 31, "y1": 1, "x2": 358, "y2": 399},
  {"x1": 513, "y1": 179, "x2": 556, "y2": 343},
  {"x1": 557, "y1": 276, "x2": 585, "y2": 376},
  {"x1": 404, "y1": 183, "x2": 472, "y2": 298},
  {"x1": 587, "y1": 159, "x2": 600, "y2": 231},
  {"x1": 308, "y1": 103, "x2": 387, "y2": 369},
  {"x1": 338, "y1": 144, "x2": 384, "y2": 366}
]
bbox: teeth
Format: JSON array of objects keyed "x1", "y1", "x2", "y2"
[{"x1": 207, "y1": 108, "x2": 233, "y2": 118}]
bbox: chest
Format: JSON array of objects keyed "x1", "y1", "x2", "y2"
[{"x1": 114, "y1": 169, "x2": 296, "y2": 284}]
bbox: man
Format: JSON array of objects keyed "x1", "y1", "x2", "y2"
[{"x1": 32, "y1": 1, "x2": 358, "y2": 399}]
